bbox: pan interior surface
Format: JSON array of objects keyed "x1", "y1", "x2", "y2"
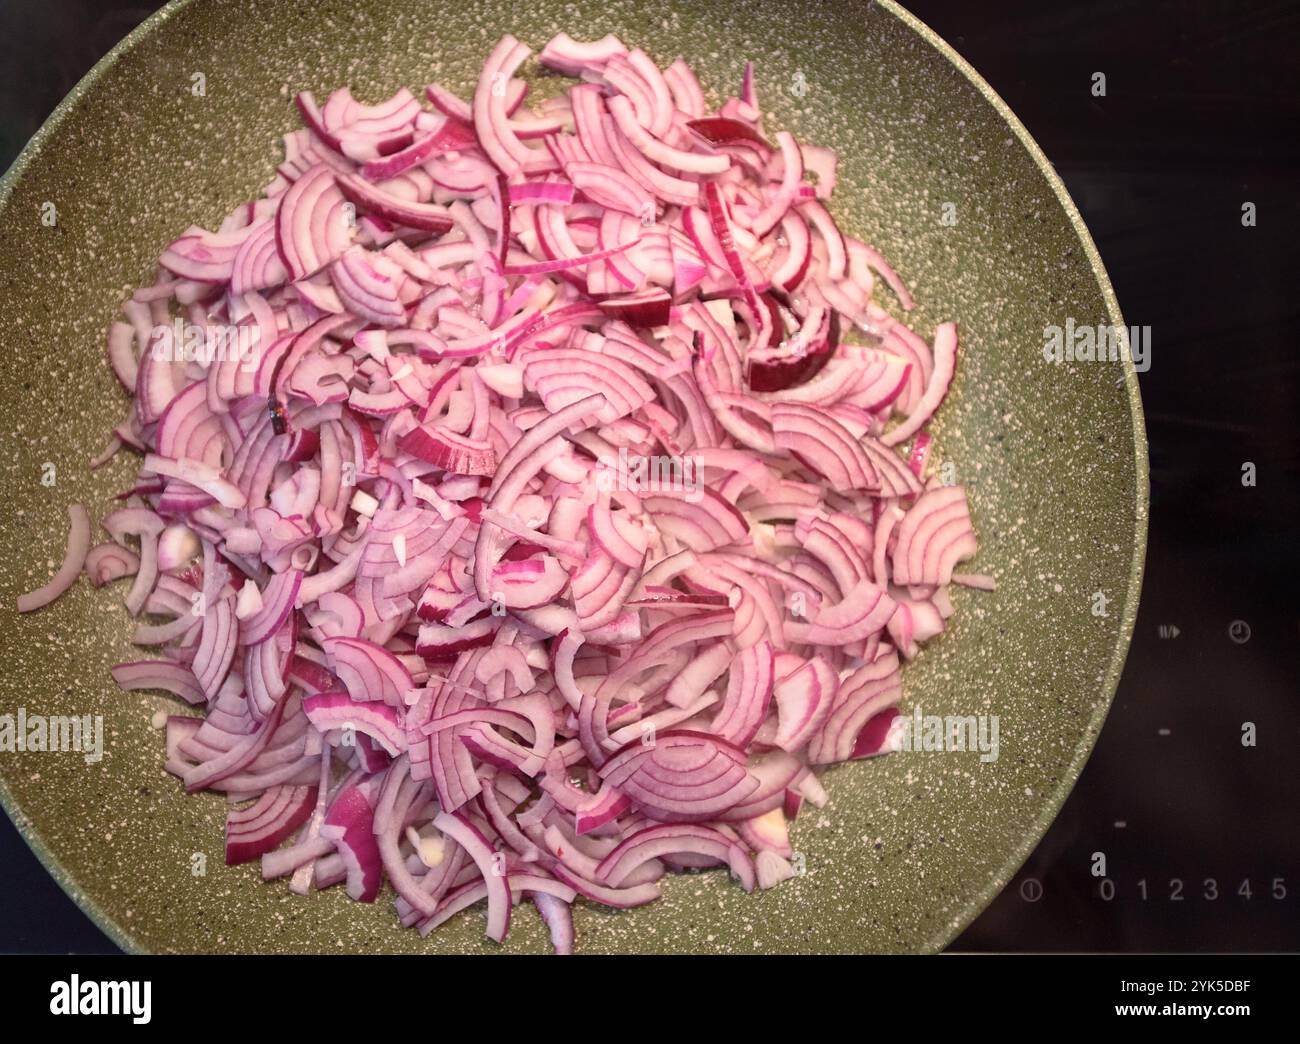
[{"x1": 0, "y1": 0, "x2": 1146, "y2": 954}]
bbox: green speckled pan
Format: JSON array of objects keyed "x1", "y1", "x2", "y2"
[{"x1": 0, "y1": 0, "x2": 1146, "y2": 953}]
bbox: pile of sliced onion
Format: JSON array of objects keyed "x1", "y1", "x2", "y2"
[{"x1": 18, "y1": 33, "x2": 992, "y2": 954}]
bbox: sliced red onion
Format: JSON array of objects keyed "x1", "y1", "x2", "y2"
[
  {"x1": 193, "y1": 597, "x2": 238, "y2": 700},
  {"x1": 596, "y1": 823, "x2": 754, "y2": 890},
  {"x1": 907, "y1": 431, "x2": 933, "y2": 478},
  {"x1": 111, "y1": 660, "x2": 204, "y2": 705},
  {"x1": 303, "y1": 691, "x2": 405, "y2": 755},
  {"x1": 549, "y1": 863, "x2": 661, "y2": 908},
  {"x1": 322, "y1": 635, "x2": 414, "y2": 706},
  {"x1": 538, "y1": 32, "x2": 628, "y2": 76},
  {"x1": 530, "y1": 891, "x2": 575, "y2": 955},
  {"x1": 808, "y1": 650, "x2": 903, "y2": 765},
  {"x1": 509, "y1": 179, "x2": 576, "y2": 206},
  {"x1": 785, "y1": 579, "x2": 896, "y2": 647},
  {"x1": 738, "y1": 807, "x2": 793, "y2": 857},
  {"x1": 225, "y1": 784, "x2": 318, "y2": 865},
  {"x1": 640, "y1": 488, "x2": 749, "y2": 552},
  {"x1": 276, "y1": 165, "x2": 353, "y2": 281},
  {"x1": 755, "y1": 850, "x2": 795, "y2": 889},
  {"x1": 473, "y1": 36, "x2": 548, "y2": 177},
  {"x1": 329, "y1": 245, "x2": 407, "y2": 326},
  {"x1": 599, "y1": 730, "x2": 760, "y2": 822},
  {"x1": 608, "y1": 96, "x2": 729, "y2": 175},
  {"x1": 336, "y1": 171, "x2": 454, "y2": 233},
  {"x1": 709, "y1": 640, "x2": 775, "y2": 746},
  {"x1": 771, "y1": 403, "x2": 878, "y2": 492},
  {"x1": 240, "y1": 568, "x2": 303, "y2": 645},
  {"x1": 144, "y1": 453, "x2": 247, "y2": 509},
  {"x1": 16, "y1": 504, "x2": 90, "y2": 613},
  {"x1": 891, "y1": 485, "x2": 979, "y2": 587},
  {"x1": 503, "y1": 239, "x2": 634, "y2": 275},
  {"x1": 433, "y1": 810, "x2": 511, "y2": 943},
  {"x1": 320, "y1": 776, "x2": 384, "y2": 902},
  {"x1": 598, "y1": 288, "x2": 671, "y2": 327},
  {"x1": 84, "y1": 542, "x2": 140, "y2": 587},
  {"x1": 105, "y1": 322, "x2": 139, "y2": 390},
  {"x1": 952, "y1": 572, "x2": 997, "y2": 592},
  {"x1": 399, "y1": 425, "x2": 496, "y2": 476},
  {"x1": 566, "y1": 161, "x2": 652, "y2": 216},
  {"x1": 882, "y1": 322, "x2": 957, "y2": 446},
  {"x1": 160, "y1": 223, "x2": 258, "y2": 284},
  {"x1": 359, "y1": 114, "x2": 478, "y2": 181},
  {"x1": 37, "y1": 34, "x2": 987, "y2": 956},
  {"x1": 772, "y1": 657, "x2": 838, "y2": 752},
  {"x1": 686, "y1": 117, "x2": 772, "y2": 151}
]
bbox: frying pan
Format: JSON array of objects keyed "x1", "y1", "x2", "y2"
[{"x1": 0, "y1": 0, "x2": 1147, "y2": 953}]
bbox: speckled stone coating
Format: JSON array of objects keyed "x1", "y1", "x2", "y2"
[{"x1": 0, "y1": 0, "x2": 1147, "y2": 954}]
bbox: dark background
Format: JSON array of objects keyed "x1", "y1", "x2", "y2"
[{"x1": 1, "y1": 0, "x2": 1297, "y2": 953}]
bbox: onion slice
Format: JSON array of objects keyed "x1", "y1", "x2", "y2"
[{"x1": 17, "y1": 504, "x2": 90, "y2": 613}]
